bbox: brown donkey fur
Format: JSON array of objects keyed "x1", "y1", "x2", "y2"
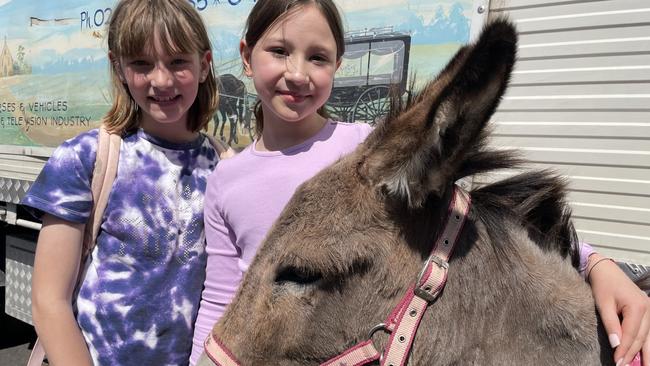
[{"x1": 199, "y1": 20, "x2": 617, "y2": 365}]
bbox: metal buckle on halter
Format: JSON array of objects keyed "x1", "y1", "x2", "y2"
[
  {"x1": 367, "y1": 323, "x2": 389, "y2": 364},
  {"x1": 414, "y1": 254, "x2": 449, "y2": 303}
]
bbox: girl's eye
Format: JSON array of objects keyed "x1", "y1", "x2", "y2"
[
  {"x1": 172, "y1": 59, "x2": 189, "y2": 66},
  {"x1": 270, "y1": 48, "x2": 287, "y2": 57},
  {"x1": 311, "y1": 55, "x2": 328, "y2": 63},
  {"x1": 130, "y1": 60, "x2": 150, "y2": 67}
]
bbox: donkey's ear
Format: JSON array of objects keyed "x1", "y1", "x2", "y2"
[{"x1": 358, "y1": 18, "x2": 517, "y2": 207}]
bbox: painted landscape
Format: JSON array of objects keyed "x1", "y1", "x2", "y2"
[{"x1": 0, "y1": 0, "x2": 474, "y2": 148}]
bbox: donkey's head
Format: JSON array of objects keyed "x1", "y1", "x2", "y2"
[{"x1": 211, "y1": 19, "x2": 520, "y2": 364}]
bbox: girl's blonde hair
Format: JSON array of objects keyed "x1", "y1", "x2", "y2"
[{"x1": 104, "y1": 0, "x2": 218, "y2": 134}]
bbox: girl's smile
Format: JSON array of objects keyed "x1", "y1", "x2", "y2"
[
  {"x1": 148, "y1": 94, "x2": 183, "y2": 107},
  {"x1": 148, "y1": 93, "x2": 179, "y2": 108},
  {"x1": 277, "y1": 90, "x2": 310, "y2": 104},
  {"x1": 149, "y1": 94, "x2": 180, "y2": 102}
]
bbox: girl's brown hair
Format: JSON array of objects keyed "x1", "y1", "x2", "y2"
[
  {"x1": 104, "y1": 0, "x2": 218, "y2": 134},
  {"x1": 243, "y1": 0, "x2": 345, "y2": 137}
]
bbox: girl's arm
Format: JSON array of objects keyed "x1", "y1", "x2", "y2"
[
  {"x1": 31, "y1": 214, "x2": 93, "y2": 366},
  {"x1": 582, "y1": 244, "x2": 650, "y2": 366},
  {"x1": 190, "y1": 175, "x2": 243, "y2": 366}
]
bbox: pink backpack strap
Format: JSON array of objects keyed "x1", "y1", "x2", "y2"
[
  {"x1": 26, "y1": 338, "x2": 45, "y2": 366},
  {"x1": 27, "y1": 126, "x2": 121, "y2": 366},
  {"x1": 83, "y1": 126, "x2": 122, "y2": 258}
]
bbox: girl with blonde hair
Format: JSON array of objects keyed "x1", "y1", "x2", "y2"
[{"x1": 22, "y1": 0, "x2": 221, "y2": 364}]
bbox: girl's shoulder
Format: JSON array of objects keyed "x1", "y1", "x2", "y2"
[
  {"x1": 209, "y1": 122, "x2": 373, "y2": 183},
  {"x1": 53, "y1": 127, "x2": 136, "y2": 177},
  {"x1": 329, "y1": 120, "x2": 373, "y2": 135},
  {"x1": 56, "y1": 127, "x2": 131, "y2": 167},
  {"x1": 61, "y1": 128, "x2": 101, "y2": 149},
  {"x1": 326, "y1": 120, "x2": 373, "y2": 144},
  {"x1": 20, "y1": 129, "x2": 102, "y2": 222},
  {"x1": 49, "y1": 128, "x2": 101, "y2": 169},
  {"x1": 329, "y1": 120, "x2": 371, "y2": 129},
  {"x1": 212, "y1": 143, "x2": 253, "y2": 170}
]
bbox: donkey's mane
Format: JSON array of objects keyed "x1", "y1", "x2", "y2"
[{"x1": 471, "y1": 171, "x2": 580, "y2": 268}]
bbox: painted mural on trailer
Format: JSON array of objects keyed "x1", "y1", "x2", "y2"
[{"x1": 0, "y1": 0, "x2": 474, "y2": 149}]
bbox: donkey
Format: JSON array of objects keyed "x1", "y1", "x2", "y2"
[{"x1": 199, "y1": 20, "x2": 618, "y2": 365}]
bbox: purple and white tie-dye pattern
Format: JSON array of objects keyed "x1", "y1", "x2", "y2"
[{"x1": 22, "y1": 128, "x2": 218, "y2": 365}]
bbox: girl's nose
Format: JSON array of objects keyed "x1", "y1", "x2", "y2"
[
  {"x1": 284, "y1": 69, "x2": 309, "y2": 86},
  {"x1": 150, "y1": 65, "x2": 173, "y2": 88},
  {"x1": 284, "y1": 58, "x2": 309, "y2": 86}
]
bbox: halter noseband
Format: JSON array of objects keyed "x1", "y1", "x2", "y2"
[{"x1": 204, "y1": 184, "x2": 471, "y2": 366}]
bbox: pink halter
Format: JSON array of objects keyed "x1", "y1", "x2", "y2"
[{"x1": 204, "y1": 184, "x2": 471, "y2": 366}]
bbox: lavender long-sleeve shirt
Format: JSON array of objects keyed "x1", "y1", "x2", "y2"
[{"x1": 190, "y1": 121, "x2": 373, "y2": 364}]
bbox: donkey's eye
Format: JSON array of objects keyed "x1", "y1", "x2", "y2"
[{"x1": 275, "y1": 266, "x2": 323, "y2": 286}]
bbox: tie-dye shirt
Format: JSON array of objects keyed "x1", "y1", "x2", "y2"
[{"x1": 21, "y1": 128, "x2": 218, "y2": 366}]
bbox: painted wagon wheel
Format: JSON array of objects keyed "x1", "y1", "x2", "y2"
[
  {"x1": 351, "y1": 85, "x2": 391, "y2": 126},
  {"x1": 325, "y1": 104, "x2": 354, "y2": 123}
]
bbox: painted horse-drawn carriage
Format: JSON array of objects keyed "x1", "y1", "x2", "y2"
[{"x1": 327, "y1": 27, "x2": 411, "y2": 125}]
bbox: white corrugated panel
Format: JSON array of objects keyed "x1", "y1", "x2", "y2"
[
  {"x1": 0, "y1": 152, "x2": 48, "y2": 181},
  {"x1": 488, "y1": 0, "x2": 650, "y2": 265}
]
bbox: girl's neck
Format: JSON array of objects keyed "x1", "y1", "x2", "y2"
[
  {"x1": 140, "y1": 116, "x2": 199, "y2": 144},
  {"x1": 256, "y1": 112, "x2": 327, "y2": 152}
]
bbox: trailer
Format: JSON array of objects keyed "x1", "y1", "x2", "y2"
[
  {"x1": 1, "y1": 0, "x2": 648, "y2": 330},
  {"x1": 484, "y1": 0, "x2": 650, "y2": 268}
]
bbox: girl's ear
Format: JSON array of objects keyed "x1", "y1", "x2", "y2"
[
  {"x1": 200, "y1": 50, "x2": 212, "y2": 82},
  {"x1": 240, "y1": 40, "x2": 253, "y2": 77}
]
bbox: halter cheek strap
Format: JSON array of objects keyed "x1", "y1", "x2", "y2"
[
  {"x1": 378, "y1": 186, "x2": 470, "y2": 366},
  {"x1": 204, "y1": 185, "x2": 471, "y2": 366},
  {"x1": 204, "y1": 333, "x2": 241, "y2": 366}
]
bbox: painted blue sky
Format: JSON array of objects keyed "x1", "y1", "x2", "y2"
[
  {"x1": 0, "y1": 0, "x2": 108, "y2": 72},
  {"x1": 205, "y1": 0, "x2": 473, "y2": 66},
  {"x1": 0, "y1": 0, "x2": 474, "y2": 73}
]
